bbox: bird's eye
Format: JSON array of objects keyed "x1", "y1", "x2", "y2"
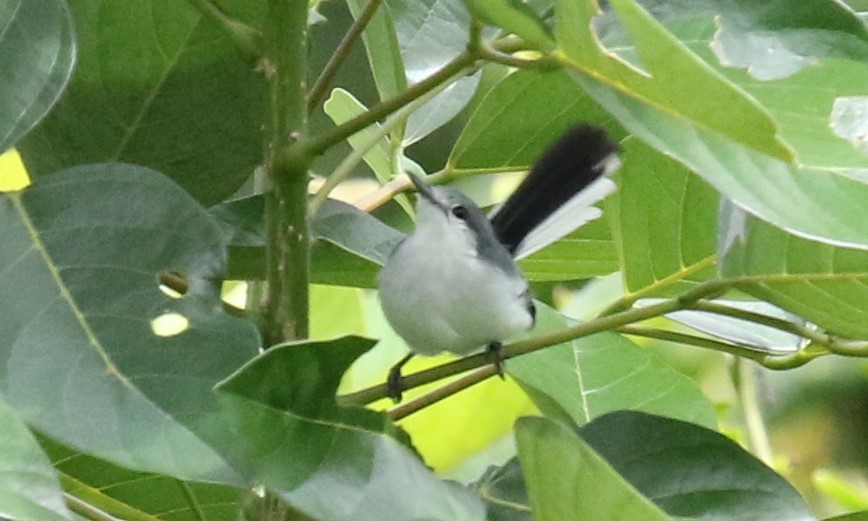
[{"x1": 451, "y1": 205, "x2": 468, "y2": 220}]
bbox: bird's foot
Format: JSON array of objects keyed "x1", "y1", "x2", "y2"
[
  {"x1": 487, "y1": 342, "x2": 506, "y2": 379},
  {"x1": 386, "y1": 353, "x2": 414, "y2": 403}
]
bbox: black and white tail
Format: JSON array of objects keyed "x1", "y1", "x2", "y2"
[{"x1": 490, "y1": 125, "x2": 621, "y2": 259}]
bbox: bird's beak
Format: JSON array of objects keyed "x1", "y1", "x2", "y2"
[{"x1": 408, "y1": 174, "x2": 443, "y2": 210}]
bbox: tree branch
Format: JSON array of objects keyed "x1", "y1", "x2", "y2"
[
  {"x1": 299, "y1": 50, "x2": 477, "y2": 158},
  {"x1": 307, "y1": 0, "x2": 384, "y2": 110},
  {"x1": 307, "y1": 70, "x2": 460, "y2": 216},
  {"x1": 339, "y1": 276, "x2": 868, "y2": 410},
  {"x1": 261, "y1": 0, "x2": 311, "y2": 346}
]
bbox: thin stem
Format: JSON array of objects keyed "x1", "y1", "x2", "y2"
[
  {"x1": 177, "y1": 480, "x2": 206, "y2": 521},
  {"x1": 61, "y1": 474, "x2": 159, "y2": 521},
  {"x1": 733, "y1": 358, "x2": 774, "y2": 465},
  {"x1": 340, "y1": 295, "x2": 688, "y2": 406},
  {"x1": 689, "y1": 300, "x2": 868, "y2": 356},
  {"x1": 597, "y1": 268, "x2": 724, "y2": 316},
  {"x1": 65, "y1": 494, "x2": 123, "y2": 521},
  {"x1": 307, "y1": 72, "x2": 457, "y2": 216},
  {"x1": 340, "y1": 272, "x2": 868, "y2": 408},
  {"x1": 616, "y1": 325, "x2": 772, "y2": 361},
  {"x1": 300, "y1": 50, "x2": 477, "y2": 157},
  {"x1": 388, "y1": 366, "x2": 498, "y2": 421},
  {"x1": 307, "y1": 0, "x2": 384, "y2": 110},
  {"x1": 185, "y1": 0, "x2": 261, "y2": 61}
]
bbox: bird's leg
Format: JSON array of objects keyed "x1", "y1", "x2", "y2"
[
  {"x1": 487, "y1": 342, "x2": 506, "y2": 379},
  {"x1": 387, "y1": 353, "x2": 415, "y2": 402}
]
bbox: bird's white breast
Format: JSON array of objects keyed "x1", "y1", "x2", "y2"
[{"x1": 378, "y1": 223, "x2": 533, "y2": 356}]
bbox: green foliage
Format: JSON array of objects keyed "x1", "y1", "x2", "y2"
[
  {"x1": 0, "y1": 0, "x2": 867, "y2": 520},
  {"x1": 486, "y1": 411, "x2": 814, "y2": 520}
]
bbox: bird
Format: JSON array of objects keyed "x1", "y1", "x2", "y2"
[{"x1": 377, "y1": 124, "x2": 621, "y2": 400}]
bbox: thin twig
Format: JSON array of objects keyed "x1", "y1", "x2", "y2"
[
  {"x1": 340, "y1": 295, "x2": 688, "y2": 406},
  {"x1": 308, "y1": 0, "x2": 385, "y2": 110},
  {"x1": 733, "y1": 358, "x2": 774, "y2": 465},
  {"x1": 299, "y1": 50, "x2": 477, "y2": 157},
  {"x1": 689, "y1": 300, "x2": 868, "y2": 355},
  {"x1": 388, "y1": 366, "x2": 498, "y2": 421},
  {"x1": 185, "y1": 0, "x2": 261, "y2": 60},
  {"x1": 616, "y1": 325, "x2": 772, "y2": 361},
  {"x1": 65, "y1": 494, "x2": 124, "y2": 521},
  {"x1": 307, "y1": 76, "x2": 457, "y2": 216}
]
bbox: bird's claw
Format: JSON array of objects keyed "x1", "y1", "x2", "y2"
[{"x1": 487, "y1": 342, "x2": 506, "y2": 379}]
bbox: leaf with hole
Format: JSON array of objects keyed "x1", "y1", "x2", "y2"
[
  {"x1": 0, "y1": 164, "x2": 258, "y2": 481},
  {"x1": 559, "y1": 0, "x2": 868, "y2": 249}
]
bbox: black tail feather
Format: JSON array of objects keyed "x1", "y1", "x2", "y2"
[{"x1": 491, "y1": 125, "x2": 619, "y2": 254}]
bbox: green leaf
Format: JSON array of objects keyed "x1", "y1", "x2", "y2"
[
  {"x1": 18, "y1": 1, "x2": 267, "y2": 204},
  {"x1": 324, "y1": 88, "x2": 396, "y2": 182},
  {"x1": 310, "y1": 198, "x2": 404, "y2": 286},
  {"x1": 217, "y1": 336, "x2": 395, "y2": 433},
  {"x1": 595, "y1": 1, "x2": 868, "y2": 171},
  {"x1": 501, "y1": 411, "x2": 816, "y2": 521},
  {"x1": 346, "y1": 0, "x2": 406, "y2": 102},
  {"x1": 558, "y1": 0, "x2": 789, "y2": 160},
  {"x1": 708, "y1": 0, "x2": 868, "y2": 81},
  {"x1": 463, "y1": 0, "x2": 556, "y2": 50},
  {"x1": 824, "y1": 513, "x2": 868, "y2": 521},
  {"x1": 210, "y1": 195, "x2": 404, "y2": 287},
  {"x1": 203, "y1": 394, "x2": 487, "y2": 521},
  {"x1": 41, "y1": 437, "x2": 243, "y2": 521},
  {"x1": 311, "y1": 284, "x2": 368, "y2": 339},
  {"x1": 0, "y1": 164, "x2": 257, "y2": 482},
  {"x1": 666, "y1": 301, "x2": 804, "y2": 351},
  {"x1": 519, "y1": 216, "x2": 619, "y2": 281},
  {"x1": 344, "y1": 0, "x2": 409, "y2": 148},
  {"x1": 389, "y1": 0, "x2": 481, "y2": 144},
  {"x1": 205, "y1": 337, "x2": 485, "y2": 520},
  {"x1": 0, "y1": 0, "x2": 75, "y2": 153},
  {"x1": 0, "y1": 397, "x2": 73, "y2": 521},
  {"x1": 718, "y1": 202, "x2": 868, "y2": 338},
  {"x1": 614, "y1": 138, "x2": 718, "y2": 297},
  {"x1": 508, "y1": 305, "x2": 717, "y2": 429},
  {"x1": 450, "y1": 69, "x2": 623, "y2": 172},
  {"x1": 475, "y1": 459, "x2": 530, "y2": 521},
  {"x1": 560, "y1": 0, "x2": 868, "y2": 249},
  {"x1": 516, "y1": 416, "x2": 671, "y2": 521},
  {"x1": 579, "y1": 411, "x2": 815, "y2": 521}
]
